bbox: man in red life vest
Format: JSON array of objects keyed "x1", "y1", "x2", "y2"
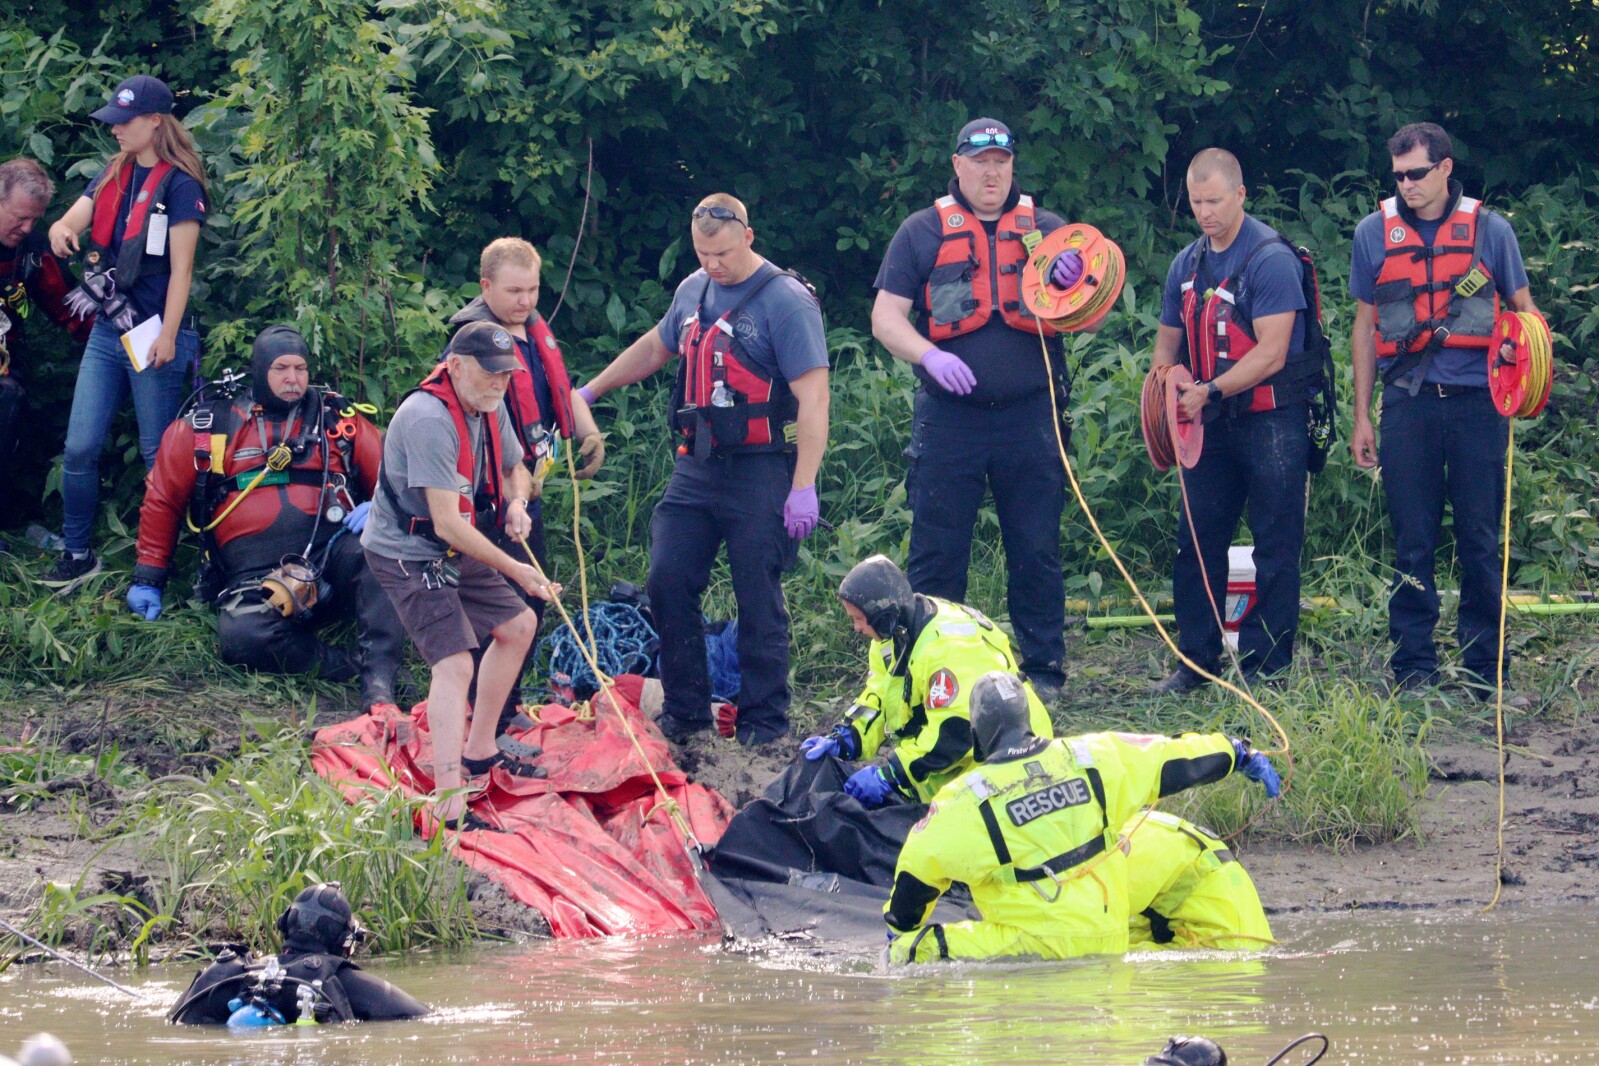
[
  {"x1": 579, "y1": 194, "x2": 830, "y2": 746},
  {"x1": 130, "y1": 326, "x2": 403, "y2": 709},
  {"x1": 362, "y1": 321, "x2": 560, "y2": 827},
  {"x1": 870, "y1": 118, "x2": 1081, "y2": 705},
  {"x1": 1348, "y1": 123, "x2": 1538, "y2": 696},
  {"x1": 1148, "y1": 148, "x2": 1317, "y2": 694},
  {"x1": 0, "y1": 158, "x2": 92, "y2": 531},
  {"x1": 446, "y1": 237, "x2": 604, "y2": 718}
]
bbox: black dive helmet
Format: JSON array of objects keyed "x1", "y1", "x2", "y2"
[
  {"x1": 251, "y1": 324, "x2": 311, "y2": 418},
  {"x1": 1144, "y1": 1036, "x2": 1227, "y2": 1066},
  {"x1": 277, "y1": 884, "x2": 358, "y2": 956},
  {"x1": 968, "y1": 670, "x2": 1041, "y2": 763},
  {"x1": 837, "y1": 554, "x2": 914, "y2": 642}
]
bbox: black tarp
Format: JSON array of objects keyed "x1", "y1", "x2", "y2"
[{"x1": 702, "y1": 756, "x2": 977, "y2": 945}]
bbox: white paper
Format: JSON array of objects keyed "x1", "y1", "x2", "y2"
[
  {"x1": 120, "y1": 315, "x2": 163, "y2": 372},
  {"x1": 145, "y1": 213, "x2": 168, "y2": 256}
]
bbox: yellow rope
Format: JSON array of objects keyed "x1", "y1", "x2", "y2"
[
  {"x1": 1484, "y1": 417, "x2": 1515, "y2": 911},
  {"x1": 1036, "y1": 327, "x2": 1293, "y2": 762},
  {"x1": 513, "y1": 442, "x2": 703, "y2": 856},
  {"x1": 183, "y1": 443, "x2": 293, "y2": 533}
]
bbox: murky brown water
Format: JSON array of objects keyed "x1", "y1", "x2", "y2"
[{"x1": 2, "y1": 906, "x2": 1595, "y2": 1064}]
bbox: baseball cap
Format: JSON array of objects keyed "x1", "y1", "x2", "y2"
[
  {"x1": 90, "y1": 75, "x2": 176, "y2": 124},
  {"x1": 448, "y1": 321, "x2": 525, "y2": 373},
  {"x1": 954, "y1": 118, "x2": 1016, "y2": 157}
]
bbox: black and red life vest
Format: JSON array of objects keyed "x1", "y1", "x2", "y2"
[
  {"x1": 378, "y1": 366, "x2": 504, "y2": 542},
  {"x1": 86, "y1": 160, "x2": 178, "y2": 288},
  {"x1": 1179, "y1": 236, "x2": 1324, "y2": 415},
  {"x1": 923, "y1": 194, "x2": 1061, "y2": 342},
  {"x1": 668, "y1": 267, "x2": 808, "y2": 458},
  {"x1": 1372, "y1": 192, "x2": 1498, "y2": 381},
  {"x1": 504, "y1": 314, "x2": 575, "y2": 462}
]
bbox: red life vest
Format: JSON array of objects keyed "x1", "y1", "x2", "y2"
[
  {"x1": 504, "y1": 314, "x2": 576, "y2": 462},
  {"x1": 923, "y1": 194, "x2": 1061, "y2": 342},
  {"x1": 1372, "y1": 193, "x2": 1498, "y2": 364},
  {"x1": 668, "y1": 268, "x2": 805, "y2": 458},
  {"x1": 86, "y1": 160, "x2": 177, "y2": 288},
  {"x1": 1179, "y1": 236, "x2": 1320, "y2": 415},
  {"x1": 377, "y1": 366, "x2": 504, "y2": 541}
]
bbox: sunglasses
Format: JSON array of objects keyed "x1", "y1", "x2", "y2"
[
  {"x1": 1393, "y1": 160, "x2": 1444, "y2": 184},
  {"x1": 692, "y1": 204, "x2": 747, "y2": 227},
  {"x1": 962, "y1": 131, "x2": 1014, "y2": 150}
]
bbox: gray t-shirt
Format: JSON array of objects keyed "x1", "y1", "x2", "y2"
[
  {"x1": 654, "y1": 261, "x2": 829, "y2": 383},
  {"x1": 362, "y1": 389, "x2": 524, "y2": 561}
]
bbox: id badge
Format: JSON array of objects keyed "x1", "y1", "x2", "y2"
[{"x1": 145, "y1": 213, "x2": 169, "y2": 257}]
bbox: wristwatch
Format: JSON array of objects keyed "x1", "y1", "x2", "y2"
[{"x1": 1206, "y1": 381, "x2": 1224, "y2": 405}]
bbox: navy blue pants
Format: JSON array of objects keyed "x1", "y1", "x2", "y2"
[
  {"x1": 647, "y1": 452, "x2": 793, "y2": 741},
  {"x1": 1173, "y1": 404, "x2": 1308, "y2": 677},
  {"x1": 904, "y1": 389, "x2": 1067, "y2": 689},
  {"x1": 1378, "y1": 385, "x2": 1509, "y2": 683}
]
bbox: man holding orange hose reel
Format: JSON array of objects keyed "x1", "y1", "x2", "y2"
[{"x1": 1348, "y1": 122, "x2": 1541, "y2": 697}]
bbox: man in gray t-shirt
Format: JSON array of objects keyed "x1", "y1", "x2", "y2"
[
  {"x1": 578, "y1": 193, "x2": 830, "y2": 747},
  {"x1": 362, "y1": 321, "x2": 562, "y2": 829}
]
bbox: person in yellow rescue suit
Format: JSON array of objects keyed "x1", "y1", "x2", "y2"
[
  {"x1": 800, "y1": 554, "x2": 1054, "y2": 806},
  {"x1": 883, "y1": 671, "x2": 1282, "y2": 963},
  {"x1": 1124, "y1": 809, "x2": 1273, "y2": 951}
]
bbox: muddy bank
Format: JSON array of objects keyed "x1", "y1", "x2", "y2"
[{"x1": 3, "y1": 698, "x2": 1595, "y2": 966}]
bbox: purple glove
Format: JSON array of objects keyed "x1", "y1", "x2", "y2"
[
  {"x1": 800, "y1": 735, "x2": 841, "y2": 761},
  {"x1": 784, "y1": 485, "x2": 819, "y2": 539},
  {"x1": 576, "y1": 385, "x2": 597, "y2": 406},
  {"x1": 844, "y1": 766, "x2": 895, "y2": 807},
  {"x1": 1051, "y1": 249, "x2": 1084, "y2": 289},
  {"x1": 920, "y1": 347, "x2": 976, "y2": 396}
]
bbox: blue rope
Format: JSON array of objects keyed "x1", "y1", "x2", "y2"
[{"x1": 534, "y1": 601, "x2": 659, "y2": 699}]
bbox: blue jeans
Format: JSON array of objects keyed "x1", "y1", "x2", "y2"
[
  {"x1": 1378, "y1": 385, "x2": 1508, "y2": 683},
  {"x1": 61, "y1": 318, "x2": 198, "y2": 552},
  {"x1": 904, "y1": 389, "x2": 1067, "y2": 688},
  {"x1": 1173, "y1": 404, "x2": 1309, "y2": 677}
]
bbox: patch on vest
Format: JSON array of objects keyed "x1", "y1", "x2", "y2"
[
  {"x1": 1389, "y1": 226, "x2": 1406, "y2": 244},
  {"x1": 544, "y1": 334, "x2": 557, "y2": 348},
  {"x1": 1452, "y1": 223, "x2": 1469, "y2": 240},
  {"x1": 946, "y1": 212, "x2": 965, "y2": 228},
  {"x1": 1006, "y1": 778, "x2": 1092, "y2": 826},
  {"x1": 927, "y1": 668, "x2": 958, "y2": 708}
]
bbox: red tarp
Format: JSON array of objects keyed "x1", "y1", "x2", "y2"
[{"x1": 310, "y1": 675, "x2": 733, "y2": 938}]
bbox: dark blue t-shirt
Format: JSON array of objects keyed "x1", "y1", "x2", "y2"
[
  {"x1": 874, "y1": 193, "x2": 1066, "y2": 406},
  {"x1": 1160, "y1": 215, "x2": 1307, "y2": 360},
  {"x1": 656, "y1": 261, "x2": 829, "y2": 384},
  {"x1": 1349, "y1": 198, "x2": 1528, "y2": 386},
  {"x1": 85, "y1": 162, "x2": 208, "y2": 323}
]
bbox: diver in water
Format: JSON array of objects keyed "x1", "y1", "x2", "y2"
[
  {"x1": 1143, "y1": 1036, "x2": 1227, "y2": 1064},
  {"x1": 167, "y1": 884, "x2": 429, "y2": 1025}
]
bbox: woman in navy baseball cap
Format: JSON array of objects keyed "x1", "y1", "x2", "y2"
[{"x1": 40, "y1": 74, "x2": 209, "y2": 592}]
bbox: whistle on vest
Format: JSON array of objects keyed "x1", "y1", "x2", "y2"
[{"x1": 1453, "y1": 267, "x2": 1490, "y2": 299}]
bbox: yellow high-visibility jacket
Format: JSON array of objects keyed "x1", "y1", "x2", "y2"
[{"x1": 1125, "y1": 810, "x2": 1273, "y2": 950}]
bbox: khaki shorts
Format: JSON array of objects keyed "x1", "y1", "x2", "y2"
[{"x1": 364, "y1": 550, "x2": 529, "y2": 666}]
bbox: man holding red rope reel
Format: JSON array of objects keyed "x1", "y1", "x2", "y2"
[
  {"x1": 1348, "y1": 122, "x2": 1542, "y2": 698},
  {"x1": 1146, "y1": 149, "x2": 1324, "y2": 695}
]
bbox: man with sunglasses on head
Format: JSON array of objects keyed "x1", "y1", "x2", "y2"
[
  {"x1": 870, "y1": 118, "x2": 1075, "y2": 706},
  {"x1": 579, "y1": 194, "x2": 829, "y2": 746},
  {"x1": 1348, "y1": 122, "x2": 1538, "y2": 697}
]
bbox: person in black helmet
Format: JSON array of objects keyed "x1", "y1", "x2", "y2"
[
  {"x1": 798, "y1": 554, "x2": 1055, "y2": 808},
  {"x1": 1144, "y1": 1036, "x2": 1227, "y2": 1065},
  {"x1": 882, "y1": 670, "x2": 1280, "y2": 963},
  {"x1": 168, "y1": 884, "x2": 429, "y2": 1025}
]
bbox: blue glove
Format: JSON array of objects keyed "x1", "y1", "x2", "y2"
[
  {"x1": 126, "y1": 584, "x2": 163, "y2": 621},
  {"x1": 1051, "y1": 249, "x2": 1085, "y2": 289},
  {"x1": 343, "y1": 500, "x2": 371, "y2": 534},
  {"x1": 801, "y1": 735, "x2": 841, "y2": 761},
  {"x1": 1232, "y1": 738, "x2": 1281, "y2": 798},
  {"x1": 844, "y1": 766, "x2": 895, "y2": 807}
]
